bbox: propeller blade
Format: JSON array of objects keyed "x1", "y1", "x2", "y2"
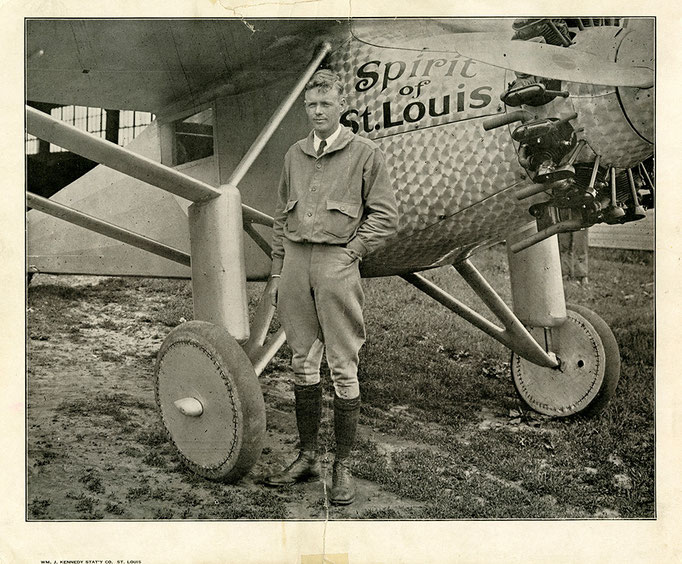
[
  {"x1": 448, "y1": 38, "x2": 653, "y2": 88},
  {"x1": 349, "y1": 22, "x2": 653, "y2": 89}
]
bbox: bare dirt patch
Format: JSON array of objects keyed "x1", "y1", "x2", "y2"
[
  {"x1": 27, "y1": 275, "x2": 424, "y2": 520},
  {"x1": 27, "y1": 247, "x2": 655, "y2": 521}
]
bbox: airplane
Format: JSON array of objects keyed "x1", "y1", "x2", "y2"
[{"x1": 26, "y1": 17, "x2": 655, "y2": 483}]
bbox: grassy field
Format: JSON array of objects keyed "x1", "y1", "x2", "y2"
[
  {"x1": 353, "y1": 246, "x2": 654, "y2": 518},
  {"x1": 26, "y1": 244, "x2": 654, "y2": 520}
]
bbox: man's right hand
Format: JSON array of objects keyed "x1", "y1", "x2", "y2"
[{"x1": 268, "y1": 276, "x2": 280, "y2": 307}]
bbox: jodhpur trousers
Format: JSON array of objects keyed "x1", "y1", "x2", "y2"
[{"x1": 278, "y1": 240, "x2": 365, "y2": 399}]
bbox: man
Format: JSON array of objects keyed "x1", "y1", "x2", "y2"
[
  {"x1": 264, "y1": 69, "x2": 399, "y2": 505},
  {"x1": 559, "y1": 230, "x2": 589, "y2": 284}
]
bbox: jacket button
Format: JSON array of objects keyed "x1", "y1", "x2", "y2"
[
  {"x1": 307, "y1": 212, "x2": 312, "y2": 217},
  {"x1": 316, "y1": 163, "x2": 321, "y2": 169},
  {"x1": 340, "y1": 206, "x2": 346, "y2": 211},
  {"x1": 311, "y1": 187, "x2": 317, "y2": 191}
]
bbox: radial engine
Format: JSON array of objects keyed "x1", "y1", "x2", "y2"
[{"x1": 484, "y1": 18, "x2": 654, "y2": 252}]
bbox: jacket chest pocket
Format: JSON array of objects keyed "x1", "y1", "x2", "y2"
[
  {"x1": 284, "y1": 199, "x2": 299, "y2": 233},
  {"x1": 323, "y1": 200, "x2": 362, "y2": 239}
]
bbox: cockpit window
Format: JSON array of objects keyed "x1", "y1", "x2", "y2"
[{"x1": 174, "y1": 107, "x2": 214, "y2": 166}]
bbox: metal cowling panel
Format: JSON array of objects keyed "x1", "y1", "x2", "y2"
[{"x1": 327, "y1": 30, "x2": 529, "y2": 276}]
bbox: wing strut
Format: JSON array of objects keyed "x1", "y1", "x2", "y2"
[
  {"x1": 25, "y1": 106, "x2": 273, "y2": 226},
  {"x1": 27, "y1": 193, "x2": 190, "y2": 267},
  {"x1": 26, "y1": 106, "x2": 221, "y2": 203},
  {"x1": 26, "y1": 41, "x2": 333, "y2": 350},
  {"x1": 227, "y1": 42, "x2": 333, "y2": 188}
]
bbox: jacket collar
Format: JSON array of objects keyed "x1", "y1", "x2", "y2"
[{"x1": 298, "y1": 126, "x2": 354, "y2": 158}]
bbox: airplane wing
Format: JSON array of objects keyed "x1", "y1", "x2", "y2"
[
  {"x1": 27, "y1": 19, "x2": 345, "y2": 112},
  {"x1": 26, "y1": 19, "x2": 350, "y2": 280}
]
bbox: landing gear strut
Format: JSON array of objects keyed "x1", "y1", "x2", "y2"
[
  {"x1": 507, "y1": 226, "x2": 620, "y2": 416},
  {"x1": 402, "y1": 226, "x2": 621, "y2": 417}
]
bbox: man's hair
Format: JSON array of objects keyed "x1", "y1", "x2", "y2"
[{"x1": 305, "y1": 69, "x2": 344, "y2": 96}]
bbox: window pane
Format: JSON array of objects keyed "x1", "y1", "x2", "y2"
[
  {"x1": 25, "y1": 133, "x2": 39, "y2": 155},
  {"x1": 118, "y1": 110, "x2": 153, "y2": 146},
  {"x1": 174, "y1": 108, "x2": 214, "y2": 166},
  {"x1": 30, "y1": 106, "x2": 153, "y2": 154}
]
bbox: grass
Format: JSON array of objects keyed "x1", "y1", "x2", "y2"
[
  {"x1": 136, "y1": 428, "x2": 168, "y2": 447},
  {"x1": 346, "y1": 245, "x2": 655, "y2": 518},
  {"x1": 79, "y1": 469, "x2": 105, "y2": 494},
  {"x1": 211, "y1": 488, "x2": 289, "y2": 520},
  {"x1": 126, "y1": 483, "x2": 152, "y2": 502},
  {"x1": 105, "y1": 502, "x2": 125, "y2": 516},
  {"x1": 119, "y1": 475, "x2": 289, "y2": 520},
  {"x1": 65, "y1": 492, "x2": 104, "y2": 519},
  {"x1": 26, "y1": 244, "x2": 654, "y2": 519},
  {"x1": 28, "y1": 498, "x2": 51, "y2": 519}
]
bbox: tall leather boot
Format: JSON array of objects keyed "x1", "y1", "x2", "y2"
[
  {"x1": 264, "y1": 383, "x2": 322, "y2": 487},
  {"x1": 330, "y1": 393, "x2": 360, "y2": 505}
]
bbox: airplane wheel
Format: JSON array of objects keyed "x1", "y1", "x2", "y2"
[
  {"x1": 154, "y1": 320, "x2": 266, "y2": 482},
  {"x1": 511, "y1": 304, "x2": 620, "y2": 417}
]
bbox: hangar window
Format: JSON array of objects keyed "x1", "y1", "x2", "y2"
[
  {"x1": 49, "y1": 106, "x2": 108, "y2": 152},
  {"x1": 37, "y1": 106, "x2": 154, "y2": 153},
  {"x1": 25, "y1": 133, "x2": 40, "y2": 155},
  {"x1": 173, "y1": 107, "x2": 214, "y2": 166},
  {"x1": 118, "y1": 111, "x2": 155, "y2": 146}
]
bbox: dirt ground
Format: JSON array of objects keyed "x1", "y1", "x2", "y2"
[
  {"x1": 26, "y1": 275, "x2": 432, "y2": 520},
  {"x1": 26, "y1": 263, "x2": 654, "y2": 521}
]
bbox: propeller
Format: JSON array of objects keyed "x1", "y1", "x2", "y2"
[
  {"x1": 451, "y1": 38, "x2": 653, "y2": 88},
  {"x1": 350, "y1": 22, "x2": 653, "y2": 89}
]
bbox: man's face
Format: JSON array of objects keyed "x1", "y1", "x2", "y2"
[{"x1": 304, "y1": 86, "x2": 346, "y2": 139}]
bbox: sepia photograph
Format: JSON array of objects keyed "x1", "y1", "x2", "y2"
[{"x1": 5, "y1": 4, "x2": 677, "y2": 562}]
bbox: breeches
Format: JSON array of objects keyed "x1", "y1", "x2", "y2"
[{"x1": 278, "y1": 240, "x2": 366, "y2": 399}]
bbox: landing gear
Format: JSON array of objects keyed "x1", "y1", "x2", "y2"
[
  {"x1": 154, "y1": 321, "x2": 266, "y2": 482},
  {"x1": 511, "y1": 304, "x2": 620, "y2": 416}
]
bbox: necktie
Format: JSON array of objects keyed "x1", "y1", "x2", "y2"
[{"x1": 317, "y1": 140, "x2": 326, "y2": 157}]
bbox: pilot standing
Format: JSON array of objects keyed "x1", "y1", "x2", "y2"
[{"x1": 264, "y1": 69, "x2": 399, "y2": 504}]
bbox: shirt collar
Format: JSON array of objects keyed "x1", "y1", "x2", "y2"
[{"x1": 313, "y1": 124, "x2": 341, "y2": 153}]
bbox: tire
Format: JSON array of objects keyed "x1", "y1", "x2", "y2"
[
  {"x1": 564, "y1": 304, "x2": 621, "y2": 415},
  {"x1": 154, "y1": 321, "x2": 266, "y2": 482},
  {"x1": 511, "y1": 304, "x2": 620, "y2": 417}
]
